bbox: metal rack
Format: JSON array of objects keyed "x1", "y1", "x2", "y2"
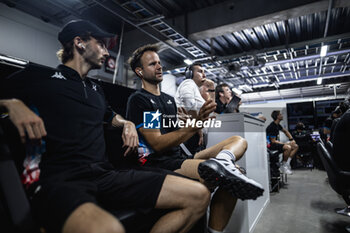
[{"x1": 119, "y1": 0, "x2": 207, "y2": 58}]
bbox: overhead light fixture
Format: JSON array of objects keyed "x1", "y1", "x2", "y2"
[
  {"x1": 317, "y1": 77, "x2": 322, "y2": 85},
  {"x1": 0, "y1": 54, "x2": 28, "y2": 66},
  {"x1": 320, "y1": 45, "x2": 328, "y2": 57},
  {"x1": 232, "y1": 87, "x2": 243, "y2": 95},
  {"x1": 184, "y1": 59, "x2": 193, "y2": 65},
  {"x1": 238, "y1": 84, "x2": 253, "y2": 92}
]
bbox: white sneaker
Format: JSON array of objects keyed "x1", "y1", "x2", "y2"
[
  {"x1": 282, "y1": 164, "x2": 293, "y2": 175},
  {"x1": 286, "y1": 163, "x2": 292, "y2": 170},
  {"x1": 198, "y1": 158, "x2": 264, "y2": 200}
]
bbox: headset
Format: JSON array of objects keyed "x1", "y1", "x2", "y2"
[
  {"x1": 184, "y1": 66, "x2": 193, "y2": 79},
  {"x1": 78, "y1": 43, "x2": 85, "y2": 49}
]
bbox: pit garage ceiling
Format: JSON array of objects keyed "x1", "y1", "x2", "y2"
[{"x1": 1, "y1": 0, "x2": 350, "y2": 102}]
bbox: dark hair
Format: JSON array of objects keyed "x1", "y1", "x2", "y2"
[
  {"x1": 185, "y1": 62, "x2": 202, "y2": 79},
  {"x1": 271, "y1": 110, "x2": 280, "y2": 120},
  {"x1": 215, "y1": 83, "x2": 229, "y2": 99},
  {"x1": 128, "y1": 44, "x2": 160, "y2": 76},
  {"x1": 56, "y1": 34, "x2": 91, "y2": 63},
  {"x1": 188, "y1": 62, "x2": 202, "y2": 72},
  {"x1": 295, "y1": 122, "x2": 305, "y2": 130}
]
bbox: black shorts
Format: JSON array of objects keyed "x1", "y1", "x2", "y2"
[
  {"x1": 30, "y1": 162, "x2": 171, "y2": 233},
  {"x1": 144, "y1": 153, "x2": 193, "y2": 171},
  {"x1": 269, "y1": 143, "x2": 284, "y2": 153}
]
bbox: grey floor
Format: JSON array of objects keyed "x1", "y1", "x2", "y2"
[{"x1": 253, "y1": 169, "x2": 350, "y2": 233}]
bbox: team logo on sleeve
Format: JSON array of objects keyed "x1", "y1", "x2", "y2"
[
  {"x1": 51, "y1": 72, "x2": 66, "y2": 80},
  {"x1": 143, "y1": 110, "x2": 161, "y2": 129}
]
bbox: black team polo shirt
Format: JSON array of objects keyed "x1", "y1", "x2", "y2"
[{"x1": 1, "y1": 64, "x2": 115, "y2": 177}]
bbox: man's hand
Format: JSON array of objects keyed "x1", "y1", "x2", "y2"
[
  {"x1": 177, "y1": 107, "x2": 190, "y2": 122},
  {"x1": 200, "y1": 79, "x2": 215, "y2": 101},
  {"x1": 122, "y1": 121, "x2": 139, "y2": 157},
  {"x1": 178, "y1": 107, "x2": 199, "y2": 121},
  {"x1": 3, "y1": 99, "x2": 47, "y2": 143}
]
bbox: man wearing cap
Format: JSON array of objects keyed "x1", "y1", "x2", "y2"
[{"x1": 0, "y1": 20, "x2": 210, "y2": 233}]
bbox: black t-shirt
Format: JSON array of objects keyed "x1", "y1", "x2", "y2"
[
  {"x1": 215, "y1": 98, "x2": 226, "y2": 114},
  {"x1": 126, "y1": 89, "x2": 181, "y2": 163},
  {"x1": 266, "y1": 121, "x2": 283, "y2": 145},
  {"x1": 332, "y1": 109, "x2": 350, "y2": 171},
  {"x1": 1, "y1": 64, "x2": 115, "y2": 177}
]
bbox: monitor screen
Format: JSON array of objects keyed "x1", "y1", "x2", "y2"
[{"x1": 310, "y1": 131, "x2": 321, "y2": 141}]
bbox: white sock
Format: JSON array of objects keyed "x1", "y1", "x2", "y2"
[
  {"x1": 216, "y1": 149, "x2": 236, "y2": 162},
  {"x1": 208, "y1": 227, "x2": 223, "y2": 233},
  {"x1": 286, "y1": 157, "x2": 292, "y2": 166}
]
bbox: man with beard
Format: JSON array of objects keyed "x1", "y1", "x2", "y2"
[{"x1": 126, "y1": 44, "x2": 264, "y2": 233}]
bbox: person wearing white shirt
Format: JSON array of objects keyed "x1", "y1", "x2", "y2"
[
  {"x1": 175, "y1": 64, "x2": 206, "y2": 112},
  {"x1": 175, "y1": 63, "x2": 209, "y2": 154}
]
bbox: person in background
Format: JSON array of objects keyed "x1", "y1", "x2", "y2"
[
  {"x1": 322, "y1": 98, "x2": 349, "y2": 142},
  {"x1": 331, "y1": 88, "x2": 350, "y2": 171},
  {"x1": 214, "y1": 83, "x2": 232, "y2": 114},
  {"x1": 330, "y1": 99, "x2": 350, "y2": 142},
  {"x1": 292, "y1": 122, "x2": 315, "y2": 168},
  {"x1": 266, "y1": 110, "x2": 299, "y2": 175},
  {"x1": 174, "y1": 63, "x2": 207, "y2": 154}
]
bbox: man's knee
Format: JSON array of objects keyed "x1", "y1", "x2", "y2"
[
  {"x1": 67, "y1": 217, "x2": 125, "y2": 233},
  {"x1": 227, "y1": 136, "x2": 247, "y2": 149},
  {"x1": 63, "y1": 203, "x2": 125, "y2": 233},
  {"x1": 293, "y1": 143, "x2": 299, "y2": 150},
  {"x1": 88, "y1": 221, "x2": 125, "y2": 233},
  {"x1": 158, "y1": 175, "x2": 210, "y2": 212},
  {"x1": 99, "y1": 221, "x2": 125, "y2": 233},
  {"x1": 283, "y1": 144, "x2": 291, "y2": 151}
]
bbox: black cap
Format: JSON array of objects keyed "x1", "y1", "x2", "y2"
[{"x1": 58, "y1": 19, "x2": 114, "y2": 44}]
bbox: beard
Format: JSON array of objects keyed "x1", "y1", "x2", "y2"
[
  {"x1": 143, "y1": 75, "x2": 162, "y2": 84},
  {"x1": 85, "y1": 55, "x2": 103, "y2": 70},
  {"x1": 88, "y1": 60, "x2": 102, "y2": 70},
  {"x1": 83, "y1": 47, "x2": 103, "y2": 70}
]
